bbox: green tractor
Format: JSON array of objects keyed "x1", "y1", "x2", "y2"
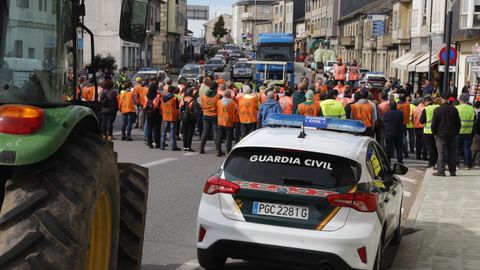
[{"x1": 0, "y1": 0, "x2": 150, "y2": 269}]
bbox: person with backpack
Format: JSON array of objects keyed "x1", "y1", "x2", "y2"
[
  {"x1": 161, "y1": 86, "x2": 181, "y2": 151},
  {"x1": 180, "y1": 88, "x2": 199, "y2": 152},
  {"x1": 216, "y1": 90, "x2": 238, "y2": 156},
  {"x1": 100, "y1": 80, "x2": 118, "y2": 141},
  {"x1": 145, "y1": 83, "x2": 161, "y2": 148}
]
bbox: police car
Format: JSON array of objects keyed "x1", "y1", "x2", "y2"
[{"x1": 196, "y1": 114, "x2": 406, "y2": 270}]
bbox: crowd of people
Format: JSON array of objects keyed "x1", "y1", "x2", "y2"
[{"x1": 79, "y1": 65, "x2": 480, "y2": 171}]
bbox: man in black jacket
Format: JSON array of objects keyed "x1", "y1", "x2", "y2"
[
  {"x1": 431, "y1": 97, "x2": 462, "y2": 176},
  {"x1": 383, "y1": 102, "x2": 404, "y2": 164}
]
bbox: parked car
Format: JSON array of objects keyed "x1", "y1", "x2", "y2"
[
  {"x1": 230, "y1": 60, "x2": 254, "y2": 82},
  {"x1": 229, "y1": 50, "x2": 243, "y2": 60},
  {"x1": 296, "y1": 54, "x2": 305, "y2": 63},
  {"x1": 359, "y1": 72, "x2": 387, "y2": 100},
  {"x1": 217, "y1": 50, "x2": 230, "y2": 63},
  {"x1": 131, "y1": 68, "x2": 167, "y2": 84},
  {"x1": 205, "y1": 57, "x2": 226, "y2": 72},
  {"x1": 179, "y1": 64, "x2": 205, "y2": 82},
  {"x1": 323, "y1": 61, "x2": 337, "y2": 76}
]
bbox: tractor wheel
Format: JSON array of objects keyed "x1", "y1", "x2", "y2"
[
  {"x1": 117, "y1": 163, "x2": 149, "y2": 270},
  {"x1": 0, "y1": 131, "x2": 120, "y2": 270}
]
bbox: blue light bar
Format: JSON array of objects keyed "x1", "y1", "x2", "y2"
[{"x1": 266, "y1": 114, "x2": 367, "y2": 133}]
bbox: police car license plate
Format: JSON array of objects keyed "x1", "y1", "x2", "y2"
[{"x1": 252, "y1": 202, "x2": 309, "y2": 220}]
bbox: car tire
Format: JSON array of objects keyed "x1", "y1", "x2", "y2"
[
  {"x1": 197, "y1": 249, "x2": 226, "y2": 270},
  {"x1": 390, "y1": 201, "x2": 403, "y2": 246}
]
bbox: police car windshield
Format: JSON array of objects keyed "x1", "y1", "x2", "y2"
[{"x1": 223, "y1": 147, "x2": 361, "y2": 189}]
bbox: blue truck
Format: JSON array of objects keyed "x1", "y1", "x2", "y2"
[{"x1": 251, "y1": 33, "x2": 295, "y2": 86}]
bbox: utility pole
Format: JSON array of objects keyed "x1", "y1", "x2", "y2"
[
  {"x1": 427, "y1": 0, "x2": 433, "y2": 80},
  {"x1": 442, "y1": 0, "x2": 454, "y2": 96}
]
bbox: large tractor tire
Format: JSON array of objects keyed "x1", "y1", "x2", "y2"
[
  {"x1": 0, "y1": 131, "x2": 120, "y2": 270},
  {"x1": 117, "y1": 163, "x2": 148, "y2": 270}
]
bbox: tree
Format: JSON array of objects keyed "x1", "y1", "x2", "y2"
[
  {"x1": 212, "y1": 15, "x2": 228, "y2": 44},
  {"x1": 92, "y1": 54, "x2": 118, "y2": 72}
]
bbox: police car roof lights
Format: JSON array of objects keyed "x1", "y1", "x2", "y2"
[{"x1": 266, "y1": 114, "x2": 367, "y2": 134}]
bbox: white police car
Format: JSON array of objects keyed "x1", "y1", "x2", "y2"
[{"x1": 196, "y1": 114, "x2": 406, "y2": 270}]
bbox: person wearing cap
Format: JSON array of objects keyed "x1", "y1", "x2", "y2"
[
  {"x1": 333, "y1": 57, "x2": 347, "y2": 84},
  {"x1": 238, "y1": 85, "x2": 259, "y2": 138},
  {"x1": 296, "y1": 90, "x2": 321, "y2": 116},
  {"x1": 321, "y1": 90, "x2": 346, "y2": 119},
  {"x1": 456, "y1": 93, "x2": 475, "y2": 169},
  {"x1": 431, "y1": 96, "x2": 462, "y2": 176},
  {"x1": 350, "y1": 89, "x2": 377, "y2": 137},
  {"x1": 217, "y1": 91, "x2": 238, "y2": 156},
  {"x1": 258, "y1": 90, "x2": 282, "y2": 128},
  {"x1": 279, "y1": 88, "x2": 294, "y2": 115}
]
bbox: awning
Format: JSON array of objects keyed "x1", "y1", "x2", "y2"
[
  {"x1": 416, "y1": 53, "x2": 439, "y2": 73},
  {"x1": 391, "y1": 52, "x2": 425, "y2": 71},
  {"x1": 408, "y1": 52, "x2": 431, "y2": 72}
]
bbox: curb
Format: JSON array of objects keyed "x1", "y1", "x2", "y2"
[{"x1": 404, "y1": 167, "x2": 433, "y2": 230}]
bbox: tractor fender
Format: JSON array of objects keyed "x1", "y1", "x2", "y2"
[{"x1": 0, "y1": 105, "x2": 99, "y2": 166}]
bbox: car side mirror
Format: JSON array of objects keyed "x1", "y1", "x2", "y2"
[
  {"x1": 119, "y1": 0, "x2": 149, "y2": 44},
  {"x1": 392, "y1": 163, "x2": 408, "y2": 175}
]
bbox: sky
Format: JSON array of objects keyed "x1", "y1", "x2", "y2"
[{"x1": 187, "y1": 0, "x2": 236, "y2": 37}]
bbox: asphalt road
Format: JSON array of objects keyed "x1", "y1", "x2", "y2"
[{"x1": 111, "y1": 63, "x2": 427, "y2": 270}]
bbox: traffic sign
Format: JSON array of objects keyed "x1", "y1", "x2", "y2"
[
  {"x1": 438, "y1": 65, "x2": 457, "y2": 72},
  {"x1": 439, "y1": 46, "x2": 457, "y2": 65},
  {"x1": 467, "y1": 56, "x2": 480, "y2": 63}
]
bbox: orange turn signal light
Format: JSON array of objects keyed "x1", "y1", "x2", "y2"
[{"x1": 0, "y1": 105, "x2": 45, "y2": 135}]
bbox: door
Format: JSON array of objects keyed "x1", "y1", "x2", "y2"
[{"x1": 370, "y1": 142, "x2": 402, "y2": 240}]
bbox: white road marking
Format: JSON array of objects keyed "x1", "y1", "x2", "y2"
[
  {"x1": 399, "y1": 176, "x2": 418, "y2": 184},
  {"x1": 403, "y1": 190, "x2": 412, "y2": 198},
  {"x1": 175, "y1": 260, "x2": 200, "y2": 270},
  {"x1": 141, "y1": 157, "x2": 178, "y2": 168},
  {"x1": 183, "y1": 152, "x2": 199, "y2": 156}
]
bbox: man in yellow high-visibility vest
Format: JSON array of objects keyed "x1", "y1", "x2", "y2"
[
  {"x1": 420, "y1": 96, "x2": 439, "y2": 168},
  {"x1": 456, "y1": 94, "x2": 475, "y2": 169}
]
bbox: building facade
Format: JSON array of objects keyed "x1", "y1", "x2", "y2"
[
  {"x1": 203, "y1": 14, "x2": 233, "y2": 44},
  {"x1": 231, "y1": 0, "x2": 276, "y2": 45},
  {"x1": 305, "y1": 0, "x2": 340, "y2": 52}
]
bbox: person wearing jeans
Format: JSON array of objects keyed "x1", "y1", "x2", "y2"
[
  {"x1": 121, "y1": 112, "x2": 135, "y2": 141},
  {"x1": 455, "y1": 94, "x2": 475, "y2": 169},
  {"x1": 216, "y1": 91, "x2": 238, "y2": 156},
  {"x1": 99, "y1": 80, "x2": 118, "y2": 140},
  {"x1": 431, "y1": 98, "x2": 461, "y2": 176},
  {"x1": 181, "y1": 88, "x2": 199, "y2": 151},
  {"x1": 160, "y1": 86, "x2": 180, "y2": 151},
  {"x1": 200, "y1": 87, "x2": 220, "y2": 154},
  {"x1": 118, "y1": 82, "x2": 136, "y2": 141},
  {"x1": 383, "y1": 102, "x2": 404, "y2": 164},
  {"x1": 238, "y1": 85, "x2": 259, "y2": 139}
]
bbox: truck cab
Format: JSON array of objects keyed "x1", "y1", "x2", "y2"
[{"x1": 255, "y1": 33, "x2": 295, "y2": 85}]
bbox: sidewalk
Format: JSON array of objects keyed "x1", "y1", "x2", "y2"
[{"x1": 392, "y1": 168, "x2": 480, "y2": 270}]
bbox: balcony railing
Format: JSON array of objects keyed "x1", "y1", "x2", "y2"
[{"x1": 241, "y1": 12, "x2": 271, "y2": 21}]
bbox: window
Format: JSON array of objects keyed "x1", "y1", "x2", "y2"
[
  {"x1": 14, "y1": 40, "x2": 23, "y2": 58},
  {"x1": 280, "y1": 6, "x2": 283, "y2": 15},
  {"x1": 275, "y1": 6, "x2": 278, "y2": 15},
  {"x1": 422, "y1": 0, "x2": 428, "y2": 26},
  {"x1": 17, "y1": 0, "x2": 29, "y2": 8},
  {"x1": 28, "y1": 48, "x2": 35, "y2": 59},
  {"x1": 460, "y1": 0, "x2": 480, "y2": 29},
  {"x1": 38, "y1": 0, "x2": 42, "y2": 10}
]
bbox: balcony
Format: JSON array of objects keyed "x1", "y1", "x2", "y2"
[
  {"x1": 341, "y1": 36, "x2": 355, "y2": 47},
  {"x1": 392, "y1": 29, "x2": 410, "y2": 44},
  {"x1": 381, "y1": 34, "x2": 394, "y2": 48},
  {"x1": 241, "y1": 12, "x2": 271, "y2": 21}
]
